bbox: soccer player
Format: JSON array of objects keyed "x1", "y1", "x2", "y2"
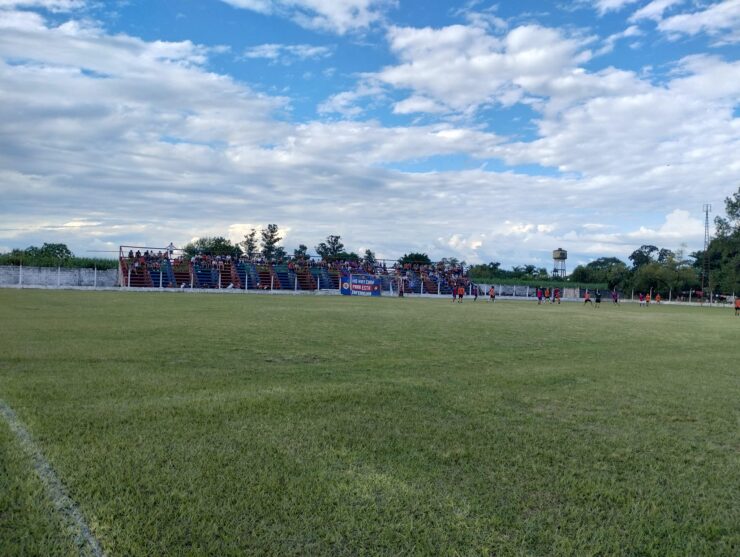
[
  {"x1": 584, "y1": 290, "x2": 592, "y2": 306},
  {"x1": 457, "y1": 284, "x2": 465, "y2": 303},
  {"x1": 639, "y1": 292, "x2": 646, "y2": 307},
  {"x1": 544, "y1": 287, "x2": 550, "y2": 303},
  {"x1": 473, "y1": 285, "x2": 478, "y2": 301},
  {"x1": 735, "y1": 297, "x2": 740, "y2": 316},
  {"x1": 612, "y1": 289, "x2": 619, "y2": 304},
  {"x1": 655, "y1": 293, "x2": 662, "y2": 304},
  {"x1": 595, "y1": 290, "x2": 601, "y2": 308},
  {"x1": 489, "y1": 286, "x2": 496, "y2": 303},
  {"x1": 554, "y1": 288, "x2": 560, "y2": 304},
  {"x1": 537, "y1": 288, "x2": 543, "y2": 304}
]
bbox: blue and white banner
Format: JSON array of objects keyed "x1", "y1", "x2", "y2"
[{"x1": 340, "y1": 273, "x2": 382, "y2": 296}]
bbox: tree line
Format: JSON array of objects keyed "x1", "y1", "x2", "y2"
[{"x1": 468, "y1": 187, "x2": 740, "y2": 295}]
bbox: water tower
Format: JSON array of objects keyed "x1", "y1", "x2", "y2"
[{"x1": 552, "y1": 248, "x2": 567, "y2": 278}]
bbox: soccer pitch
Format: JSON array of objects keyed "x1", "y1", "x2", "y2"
[{"x1": 1, "y1": 290, "x2": 738, "y2": 556}]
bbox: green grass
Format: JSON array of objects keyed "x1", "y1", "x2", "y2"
[{"x1": 0, "y1": 290, "x2": 738, "y2": 556}]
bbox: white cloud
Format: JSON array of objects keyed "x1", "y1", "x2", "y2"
[
  {"x1": 221, "y1": 0, "x2": 396, "y2": 34},
  {"x1": 629, "y1": 0, "x2": 684, "y2": 22},
  {"x1": 243, "y1": 43, "x2": 332, "y2": 64},
  {"x1": 392, "y1": 95, "x2": 448, "y2": 115},
  {"x1": 592, "y1": 0, "x2": 640, "y2": 15},
  {"x1": 373, "y1": 23, "x2": 592, "y2": 115},
  {"x1": 626, "y1": 209, "x2": 703, "y2": 241},
  {"x1": 658, "y1": 0, "x2": 740, "y2": 43},
  {"x1": 596, "y1": 24, "x2": 643, "y2": 55},
  {"x1": 0, "y1": 0, "x2": 85, "y2": 11}
]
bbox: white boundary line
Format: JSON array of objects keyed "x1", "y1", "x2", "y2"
[{"x1": 0, "y1": 399, "x2": 105, "y2": 557}]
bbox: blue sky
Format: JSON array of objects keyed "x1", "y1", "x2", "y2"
[{"x1": 0, "y1": 0, "x2": 739, "y2": 267}]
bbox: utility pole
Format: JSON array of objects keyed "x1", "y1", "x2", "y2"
[{"x1": 702, "y1": 203, "x2": 711, "y2": 293}]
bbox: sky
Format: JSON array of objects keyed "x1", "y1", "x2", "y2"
[{"x1": 0, "y1": 0, "x2": 739, "y2": 269}]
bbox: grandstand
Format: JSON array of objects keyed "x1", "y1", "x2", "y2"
[{"x1": 118, "y1": 245, "x2": 477, "y2": 295}]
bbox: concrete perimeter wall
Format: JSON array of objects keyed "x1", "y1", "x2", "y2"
[{"x1": 0, "y1": 265, "x2": 119, "y2": 287}]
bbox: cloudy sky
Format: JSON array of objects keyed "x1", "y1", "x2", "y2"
[{"x1": 1, "y1": 0, "x2": 739, "y2": 268}]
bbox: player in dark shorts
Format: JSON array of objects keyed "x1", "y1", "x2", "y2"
[
  {"x1": 584, "y1": 290, "x2": 592, "y2": 306},
  {"x1": 735, "y1": 297, "x2": 740, "y2": 316},
  {"x1": 612, "y1": 289, "x2": 619, "y2": 304},
  {"x1": 489, "y1": 286, "x2": 496, "y2": 303},
  {"x1": 457, "y1": 284, "x2": 465, "y2": 303},
  {"x1": 595, "y1": 290, "x2": 601, "y2": 308}
]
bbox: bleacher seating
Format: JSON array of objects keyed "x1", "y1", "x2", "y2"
[
  {"x1": 193, "y1": 266, "x2": 217, "y2": 288},
  {"x1": 273, "y1": 265, "x2": 293, "y2": 290},
  {"x1": 310, "y1": 267, "x2": 331, "y2": 289},
  {"x1": 257, "y1": 266, "x2": 275, "y2": 289},
  {"x1": 295, "y1": 269, "x2": 316, "y2": 290},
  {"x1": 118, "y1": 255, "x2": 470, "y2": 295}
]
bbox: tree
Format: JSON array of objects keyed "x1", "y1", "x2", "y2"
[
  {"x1": 714, "y1": 186, "x2": 740, "y2": 238},
  {"x1": 398, "y1": 252, "x2": 431, "y2": 265},
  {"x1": 182, "y1": 237, "x2": 240, "y2": 257},
  {"x1": 657, "y1": 248, "x2": 675, "y2": 264},
  {"x1": 704, "y1": 187, "x2": 740, "y2": 293},
  {"x1": 363, "y1": 249, "x2": 376, "y2": 265},
  {"x1": 260, "y1": 224, "x2": 282, "y2": 261},
  {"x1": 315, "y1": 235, "x2": 345, "y2": 260},
  {"x1": 37, "y1": 243, "x2": 73, "y2": 260},
  {"x1": 629, "y1": 245, "x2": 658, "y2": 269},
  {"x1": 241, "y1": 228, "x2": 259, "y2": 259},
  {"x1": 273, "y1": 246, "x2": 287, "y2": 261},
  {"x1": 293, "y1": 244, "x2": 308, "y2": 260}
]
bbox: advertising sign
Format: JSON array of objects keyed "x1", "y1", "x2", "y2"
[{"x1": 340, "y1": 273, "x2": 382, "y2": 296}]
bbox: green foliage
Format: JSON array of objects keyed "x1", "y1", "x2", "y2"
[
  {"x1": 315, "y1": 235, "x2": 345, "y2": 260},
  {"x1": 570, "y1": 257, "x2": 630, "y2": 289},
  {"x1": 0, "y1": 243, "x2": 117, "y2": 269},
  {"x1": 260, "y1": 224, "x2": 282, "y2": 261},
  {"x1": 469, "y1": 261, "x2": 550, "y2": 281},
  {"x1": 240, "y1": 229, "x2": 259, "y2": 259},
  {"x1": 629, "y1": 244, "x2": 658, "y2": 269},
  {"x1": 398, "y1": 252, "x2": 431, "y2": 265},
  {"x1": 704, "y1": 186, "x2": 740, "y2": 293},
  {"x1": 182, "y1": 236, "x2": 241, "y2": 258},
  {"x1": 363, "y1": 249, "x2": 376, "y2": 265},
  {"x1": 293, "y1": 244, "x2": 308, "y2": 260}
]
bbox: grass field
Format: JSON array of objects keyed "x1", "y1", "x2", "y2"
[{"x1": 0, "y1": 289, "x2": 738, "y2": 556}]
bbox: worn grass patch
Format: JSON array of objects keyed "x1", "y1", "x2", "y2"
[{"x1": 0, "y1": 289, "x2": 738, "y2": 555}]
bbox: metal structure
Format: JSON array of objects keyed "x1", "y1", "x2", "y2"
[
  {"x1": 702, "y1": 204, "x2": 711, "y2": 292},
  {"x1": 552, "y1": 248, "x2": 567, "y2": 278}
]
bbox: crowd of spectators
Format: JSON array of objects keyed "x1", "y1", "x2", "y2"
[{"x1": 122, "y1": 248, "x2": 473, "y2": 290}]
